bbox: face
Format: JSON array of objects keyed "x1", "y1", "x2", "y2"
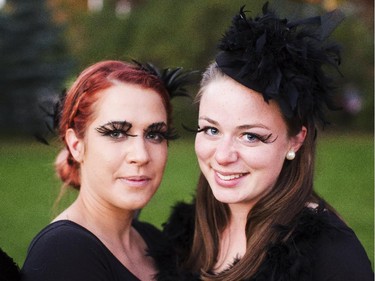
[
  {"x1": 68, "y1": 82, "x2": 168, "y2": 212},
  {"x1": 195, "y1": 77, "x2": 304, "y2": 212}
]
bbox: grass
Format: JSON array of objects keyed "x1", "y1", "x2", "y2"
[{"x1": 0, "y1": 134, "x2": 373, "y2": 268}]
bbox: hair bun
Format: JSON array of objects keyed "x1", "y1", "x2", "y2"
[{"x1": 55, "y1": 148, "x2": 80, "y2": 189}]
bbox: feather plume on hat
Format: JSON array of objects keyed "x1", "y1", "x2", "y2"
[{"x1": 216, "y1": 2, "x2": 344, "y2": 126}]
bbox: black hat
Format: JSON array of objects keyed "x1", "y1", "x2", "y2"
[{"x1": 216, "y1": 2, "x2": 344, "y2": 125}]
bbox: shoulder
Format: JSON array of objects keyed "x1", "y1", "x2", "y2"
[
  {"x1": 22, "y1": 221, "x2": 113, "y2": 281},
  {"x1": 25, "y1": 220, "x2": 103, "y2": 255},
  {"x1": 307, "y1": 209, "x2": 374, "y2": 281},
  {"x1": 255, "y1": 206, "x2": 373, "y2": 281}
]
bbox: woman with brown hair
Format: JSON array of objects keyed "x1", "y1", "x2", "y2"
[
  {"x1": 21, "y1": 60, "x2": 191, "y2": 281},
  {"x1": 164, "y1": 4, "x2": 373, "y2": 281}
]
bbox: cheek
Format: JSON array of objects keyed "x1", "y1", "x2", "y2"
[
  {"x1": 244, "y1": 146, "x2": 285, "y2": 172},
  {"x1": 152, "y1": 144, "x2": 168, "y2": 171},
  {"x1": 195, "y1": 135, "x2": 211, "y2": 162}
]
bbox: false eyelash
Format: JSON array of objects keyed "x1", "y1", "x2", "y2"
[
  {"x1": 196, "y1": 126, "x2": 218, "y2": 134},
  {"x1": 254, "y1": 133, "x2": 277, "y2": 143},
  {"x1": 145, "y1": 123, "x2": 178, "y2": 141},
  {"x1": 196, "y1": 125, "x2": 277, "y2": 144},
  {"x1": 196, "y1": 126, "x2": 206, "y2": 133},
  {"x1": 95, "y1": 121, "x2": 136, "y2": 137}
]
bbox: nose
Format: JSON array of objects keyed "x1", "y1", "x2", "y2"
[
  {"x1": 125, "y1": 137, "x2": 150, "y2": 165},
  {"x1": 214, "y1": 136, "x2": 238, "y2": 165}
]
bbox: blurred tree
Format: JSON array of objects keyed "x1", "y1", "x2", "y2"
[
  {"x1": 0, "y1": 0, "x2": 73, "y2": 136},
  {"x1": 49, "y1": 0, "x2": 373, "y2": 133},
  {"x1": 328, "y1": 0, "x2": 374, "y2": 132}
]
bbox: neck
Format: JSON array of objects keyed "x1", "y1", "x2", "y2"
[
  {"x1": 55, "y1": 191, "x2": 135, "y2": 244},
  {"x1": 214, "y1": 204, "x2": 249, "y2": 273},
  {"x1": 228, "y1": 202, "x2": 252, "y2": 227}
]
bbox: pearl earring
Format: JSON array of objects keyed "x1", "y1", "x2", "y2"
[{"x1": 286, "y1": 151, "x2": 295, "y2": 160}]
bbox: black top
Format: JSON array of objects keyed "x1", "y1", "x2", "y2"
[
  {"x1": 162, "y1": 202, "x2": 374, "y2": 281},
  {"x1": 21, "y1": 220, "x2": 165, "y2": 281}
]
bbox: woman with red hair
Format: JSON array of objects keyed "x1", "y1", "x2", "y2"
[{"x1": 21, "y1": 60, "x2": 191, "y2": 281}]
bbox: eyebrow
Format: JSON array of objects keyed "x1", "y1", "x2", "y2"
[
  {"x1": 198, "y1": 116, "x2": 270, "y2": 130},
  {"x1": 145, "y1": 122, "x2": 168, "y2": 131},
  {"x1": 101, "y1": 120, "x2": 132, "y2": 127},
  {"x1": 198, "y1": 116, "x2": 218, "y2": 126}
]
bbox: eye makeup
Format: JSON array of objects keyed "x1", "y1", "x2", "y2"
[
  {"x1": 144, "y1": 122, "x2": 178, "y2": 141},
  {"x1": 95, "y1": 121, "x2": 136, "y2": 138}
]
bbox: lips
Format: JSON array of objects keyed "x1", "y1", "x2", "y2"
[
  {"x1": 118, "y1": 175, "x2": 151, "y2": 187},
  {"x1": 214, "y1": 171, "x2": 248, "y2": 187},
  {"x1": 216, "y1": 172, "x2": 246, "y2": 181}
]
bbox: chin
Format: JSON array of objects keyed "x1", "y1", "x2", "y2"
[{"x1": 211, "y1": 189, "x2": 239, "y2": 204}]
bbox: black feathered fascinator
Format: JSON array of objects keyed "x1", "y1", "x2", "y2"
[
  {"x1": 132, "y1": 60, "x2": 197, "y2": 100},
  {"x1": 216, "y1": 2, "x2": 344, "y2": 125}
]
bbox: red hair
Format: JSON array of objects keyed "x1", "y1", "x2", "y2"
[{"x1": 55, "y1": 60, "x2": 171, "y2": 189}]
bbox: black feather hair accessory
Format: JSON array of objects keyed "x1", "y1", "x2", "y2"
[
  {"x1": 132, "y1": 60, "x2": 198, "y2": 100},
  {"x1": 215, "y1": 2, "x2": 344, "y2": 125}
]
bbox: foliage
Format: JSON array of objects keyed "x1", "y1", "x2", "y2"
[
  {"x1": 0, "y1": 0, "x2": 73, "y2": 135},
  {"x1": 329, "y1": 14, "x2": 374, "y2": 132},
  {"x1": 0, "y1": 1, "x2": 372, "y2": 135}
]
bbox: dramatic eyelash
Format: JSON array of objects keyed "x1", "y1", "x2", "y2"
[
  {"x1": 196, "y1": 125, "x2": 277, "y2": 143},
  {"x1": 95, "y1": 121, "x2": 136, "y2": 137},
  {"x1": 196, "y1": 126, "x2": 205, "y2": 133},
  {"x1": 256, "y1": 133, "x2": 277, "y2": 143},
  {"x1": 196, "y1": 126, "x2": 216, "y2": 134},
  {"x1": 145, "y1": 123, "x2": 178, "y2": 141}
]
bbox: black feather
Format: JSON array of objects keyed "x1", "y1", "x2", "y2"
[
  {"x1": 132, "y1": 60, "x2": 198, "y2": 100},
  {"x1": 216, "y1": 2, "x2": 344, "y2": 126},
  {"x1": 0, "y1": 248, "x2": 21, "y2": 281}
]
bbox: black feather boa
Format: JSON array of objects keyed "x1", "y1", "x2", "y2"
[
  {"x1": 0, "y1": 248, "x2": 21, "y2": 281},
  {"x1": 148, "y1": 202, "x2": 199, "y2": 281},
  {"x1": 158, "y1": 202, "x2": 340, "y2": 281}
]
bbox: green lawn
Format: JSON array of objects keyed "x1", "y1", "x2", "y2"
[{"x1": 0, "y1": 134, "x2": 373, "y2": 268}]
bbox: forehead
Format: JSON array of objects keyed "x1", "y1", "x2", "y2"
[
  {"x1": 199, "y1": 77, "x2": 286, "y2": 128},
  {"x1": 92, "y1": 83, "x2": 167, "y2": 124}
]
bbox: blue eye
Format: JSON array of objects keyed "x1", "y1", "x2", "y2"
[
  {"x1": 241, "y1": 132, "x2": 274, "y2": 144},
  {"x1": 197, "y1": 126, "x2": 219, "y2": 136},
  {"x1": 242, "y1": 133, "x2": 259, "y2": 143}
]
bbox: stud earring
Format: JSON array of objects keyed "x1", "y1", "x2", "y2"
[{"x1": 286, "y1": 151, "x2": 295, "y2": 160}]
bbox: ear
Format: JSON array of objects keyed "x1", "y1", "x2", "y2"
[
  {"x1": 65, "y1": 128, "x2": 85, "y2": 163},
  {"x1": 289, "y1": 126, "x2": 307, "y2": 153}
]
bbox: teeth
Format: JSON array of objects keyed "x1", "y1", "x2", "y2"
[{"x1": 217, "y1": 173, "x2": 244, "y2": 181}]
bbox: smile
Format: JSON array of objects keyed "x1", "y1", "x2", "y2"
[{"x1": 215, "y1": 172, "x2": 247, "y2": 181}]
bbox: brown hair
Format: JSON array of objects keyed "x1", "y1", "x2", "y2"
[
  {"x1": 185, "y1": 63, "x2": 322, "y2": 280},
  {"x1": 55, "y1": 60, "x2": 172, "y2": 190}
]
